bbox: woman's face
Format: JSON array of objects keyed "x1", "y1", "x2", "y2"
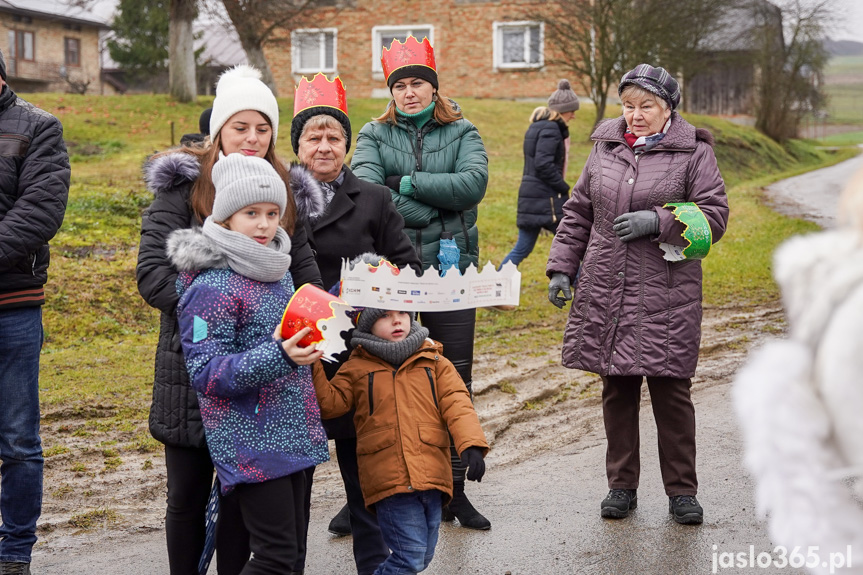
[
  {"x1": 219, "y1": 110, "x2": 272, "y2": 158},
  {"x1": 559, "y1": 111, "x2": 575, "y2": 124},
  {"x1": 622, "y1": 93, "x2": 671, "y2": 137},
  {"x1": 224, "y1": 202, "x2": 280, "y2": 246},
  {"x1": 297, "y1": 125, "x2": 347, "y2": 183},
  {"x1": 391, "y1": 77, "x2": 435, "y2": 114}
]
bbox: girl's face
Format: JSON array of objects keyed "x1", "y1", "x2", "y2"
[
  {"x1": 219, "y1": 110, "x2": 272, "y2": 158},
  {"x1": 371, "y1": 310, "x2": 411, "y2": 342},
  {"x1": 622, "y1": 94, "x2": 671, "y2": 137},
  {"x1": 391, "y1": 77, "x2": 435, "y2": 115},
  {"x1": 224, "y1": 202, "x2": 281, "y2": 245}
]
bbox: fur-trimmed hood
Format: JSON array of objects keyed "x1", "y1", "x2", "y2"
[
  {"x1": 166, "y1": 227, "x2": 229, "y2": 273},
  {"x1": 143, "y1": 151, "x2": 326, "y2": 222}
]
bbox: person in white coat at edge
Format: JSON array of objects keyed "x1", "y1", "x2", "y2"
[{"x1": 733, "y1": 166, "x2": 863, "y2": 575}]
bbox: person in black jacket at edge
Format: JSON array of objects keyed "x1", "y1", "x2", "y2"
[
  {"x1": 0, "y1": 48, "x2": 70, "y2": 575},
  {"x1": 136, "y1": 65, "x2": 325, "y2": 575},
  {"x1": 290, "y1": 73, "x2": 421, "y2": 575}
]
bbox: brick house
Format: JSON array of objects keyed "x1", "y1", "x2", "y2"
[
  {"x1": 0, "y1": 0, "x2": 109, "y2": 94},
  {"x1": 264, "y1": 0, "x2": 569, "y2": 100}
]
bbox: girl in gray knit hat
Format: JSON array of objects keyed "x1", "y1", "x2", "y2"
[
  {"x1": 312, "y1": 302, "x2": 489, "y2": 575},
  {"x1": 166, "y1": 153, "x2": 330, "y2": 574}
]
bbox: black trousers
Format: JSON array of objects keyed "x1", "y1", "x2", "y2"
[
  {"x1": 600, "y1": 376, "x2": 698, "y2": 496},
  {"x1": 225, "y1": 469, "x2": 314, "y2": 575},
  {"x1": 163, "y1": 444, "x2": 249, "y2": 575},
  {"x1": 418, "y1": 308, "x2": 476, "y2": 481}
]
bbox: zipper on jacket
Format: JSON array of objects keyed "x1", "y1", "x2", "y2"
[
  {"x1": 424, "y1": 367, "x2": 438, "y2": 408},
  {"x1": 367, "y1": 373, "x2": 375, "y2": 417},
  {"x1": 549, "y1": 197, "x2": 557, "y2": 223},
  {"x1": 30, "y1": 252, "x2": 37, "y2": 276}
]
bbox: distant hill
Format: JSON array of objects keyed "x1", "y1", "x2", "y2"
[{"x1": 825, "y1": 39, "x2": 863, "y2": 56}]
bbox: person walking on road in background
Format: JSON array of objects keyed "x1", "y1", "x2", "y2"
[
  {"x1": 136, "y1": 65, "x2": 325, "y2": 574},
  {"x1": 547, "y1": 64, "x2": 728, "y2": 525},
  {"x1": 351, "y1": 35, "x2": 491, "y2": 530},
  {"x1": 0, "y1": 47, "x2": 71, "y2": 575},
  {"x1": 501, "y1": 79, "x2": 579, "y2": 268},
  {"x1": 291, "y1": 73, "x2": 420, "y2": 574}
]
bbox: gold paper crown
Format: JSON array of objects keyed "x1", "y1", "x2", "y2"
[
  {"x1": 294, "y1": 73, "x2": 348, "y2": 117},
  {"x1": 381, "y1": 35, "x2": 436, "y2": 82}
]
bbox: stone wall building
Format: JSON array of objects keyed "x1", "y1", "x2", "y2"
[{"x1": 0, "y1": 0, "x2": 109, "y2": 94}]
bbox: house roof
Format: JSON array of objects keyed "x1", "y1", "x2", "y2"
[
  {"x1": 197, "y1": 20, "x2": 247, "y2": 67},
  {"x1": 700, "y1": 0, "x2": 782, "y2": 52},
  {"x1": 0, "y1": 0, "x2": 111, "y2": 30}
]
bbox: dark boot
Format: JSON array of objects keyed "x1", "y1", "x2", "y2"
[
  {"x1": 444, "y1": 481, "x2": 491, "y2": 530},
  {"x1": 327, "y1": 502, "x2": 351, "y2": 536},
  {"x1": 600, "y1": 489, "x2": 637, "y2": 519},
  {"x1": 0, "y1": 562, "x2": 31, "y2": 575},
  {"x1": 669, "y1": 495, "x2": 703, "y2": 525}
]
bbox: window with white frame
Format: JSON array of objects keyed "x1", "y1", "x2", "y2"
[
  {"x1": 493, "y1": 21, "x2": 543, "y2": 69},
  {"x1": 292, "y1": 29, "x2": 337, "y2": 75},
  {"x1": 371, "y1": 25, "x2": 434, "y2": 74}
]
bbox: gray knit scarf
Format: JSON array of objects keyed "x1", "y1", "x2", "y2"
[
  {"x1": 351, "y1": 322, "x2": 430, "y2": 367},
  {"x1": 201, "y1": 216, "x2": 292, "y2": 282}
]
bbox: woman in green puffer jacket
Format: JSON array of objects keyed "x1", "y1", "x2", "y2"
[{"x1": 350, "y1": 35, "x2": 491, "y2": 530}]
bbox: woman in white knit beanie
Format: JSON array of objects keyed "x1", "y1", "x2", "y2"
[{"x1": 137, "y1": 66, "x2": 325, "y2": 574}]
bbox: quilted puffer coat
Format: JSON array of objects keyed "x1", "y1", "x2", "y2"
[
  {"x1": 312, "y1": 339, "x2": 489, "y2": 508},
  {"x1": 0, "y1": 85, "x2": 70, "y2": 309},
  {"x1": 547, "y1": 113, "x2": 728, "y2": 378},
  {"x1": 172, "y1": 231, "x2": 328, "y2": 493},
  {"x1": 516, "y1": 118, "x2": 570, "y2": 229},
  {"x1": 350, "y1": 106, "x2": 488, "y2": 272},
  {"x1": 136, "y1": 152, "x2": 324, "y2": 448}
]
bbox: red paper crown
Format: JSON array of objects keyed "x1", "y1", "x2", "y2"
[
  {"x1": 293, "y1": 73, "x2": 348, "y2": 117},
  {"x1": 381, "y1": 35, "x2": 436, "y2": 82}
]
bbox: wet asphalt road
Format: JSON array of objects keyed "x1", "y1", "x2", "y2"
[
  {"x1": 765, "y1": 147, "x2": 863, "y2": 229},
  {"x1": 33, "y1": 381, "x2": 810, "y2": 575}
]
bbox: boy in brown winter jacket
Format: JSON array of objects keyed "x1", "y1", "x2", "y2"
[{"x1": 312, "y1": 306, "x2": 488, "y2": 575}]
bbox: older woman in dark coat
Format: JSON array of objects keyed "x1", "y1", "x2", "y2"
[
  {"x1": 546, "y1": 64, "x2": 728, "y2": 525},
  {"x1": 291, "y1": 73, "x2": 421, "y2": 575}
]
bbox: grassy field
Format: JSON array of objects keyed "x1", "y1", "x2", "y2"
[
  {"x1": 821, "y1": 55, "x2": 863, "y2": 131},
  {"x1": 29, "y1": 93, "x2": 856, "y2": 464}
]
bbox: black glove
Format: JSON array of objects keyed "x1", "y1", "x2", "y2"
[
  {"x1": 613, "y1": 210, "x2": 659, "y2": 242},
  {"x1": 385, "y1": 175, "x2": 402, "y2": 192},
  {"x1": 460, "y1": 446, "x2": 486, "y2": 482},
  {"x1": 548, "y1": 272, "x2": 572, "y2": 309}
]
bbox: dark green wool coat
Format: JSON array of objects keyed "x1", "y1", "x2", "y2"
[{"x1": 350, "y1": 109, "x2": 488, "y2": 272}]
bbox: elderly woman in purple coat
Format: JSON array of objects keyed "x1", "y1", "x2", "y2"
[{"x1": 546, "y1": 64, "x2": 728, "y2": 525}]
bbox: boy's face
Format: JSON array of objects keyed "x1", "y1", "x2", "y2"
[{"x1": 371, "y1": 310, "x2": 411, "y2": 342}]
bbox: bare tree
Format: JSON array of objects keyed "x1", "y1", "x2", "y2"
[
  {"x1": 208, "y1": 0, "x2": 342, "y2": 95},
  {"x1": 746, "y1": 0, "x2": 830, "y2": 142},
  {"x1": 541, "y1": 0, "x2": 630, "y2": 128},
  {"x1": 540, "y1": 0, "x2": 737, "y2": 128},
  {"x1": 170, "y1": 0, "x2": 198, "y2": 102}
]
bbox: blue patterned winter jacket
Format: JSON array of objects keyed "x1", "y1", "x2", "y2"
[{"x1": 172, "y1": 236, "x2": 329, "y2": 493}]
